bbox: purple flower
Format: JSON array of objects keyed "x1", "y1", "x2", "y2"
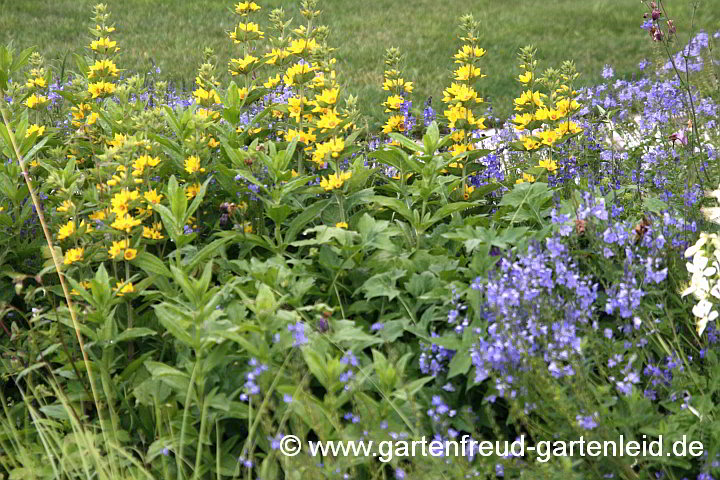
[{"x1": 576, "y1": 413, "x2": 599, "y2": 430}]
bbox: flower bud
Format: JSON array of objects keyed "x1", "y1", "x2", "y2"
[{"x1": 651, "y1": 9, "x2": 661, "y2": 20}]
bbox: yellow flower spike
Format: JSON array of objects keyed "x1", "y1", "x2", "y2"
[
  {"x1": 184, "y1": 156, "x2": 206, "y2": 174},
  {"x1": 442, "y1": 83, "x2": 481, "y2": 104},
  {"x1": 57, "y1": 221, "x2": 75, "y2": 241},
  {"x1": 193, "y1": 87, "x2": 221, "y2": 105},
  {"x1": 26, "y1": 124, "x2": 45, "y2": 137},
  {"x1": 63, "y1": 247, "x2": 84, "y2": 266}
]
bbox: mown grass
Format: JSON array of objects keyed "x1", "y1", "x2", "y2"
[{"x1": 0, "y1": 0, "x2": 718, "y2": 124}]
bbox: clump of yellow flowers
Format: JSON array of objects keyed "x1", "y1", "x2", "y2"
[
  {"x1": 443, "y1": 14, "x2": 487, "y2": 159},
  {"x1": 380, "y1": 47, "x2": 414, "y2": 140},
  {"x1": 511, "y1": 45, "x2": 584, "y2": 183}
]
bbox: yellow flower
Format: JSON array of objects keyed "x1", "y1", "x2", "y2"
[
  {"x1": 554, "y1": 121, "x2": 583, "y2": 136},
  {"x1": 264, "y1": 49, "x2": 291, "y2": 66},
  {"x1": 283, "y1": 62, "x2": 316, "y2": 86},
  {"x1": 314, "y1": 88, "x2": 339, "y2": 106},
  {"x1": 382, "y1": 94, "x2": 405, "y2": 112},
  {"x1": 517, "y1": 71, "x2": 533, "y2": 84},
  {"x1": 235, "y1": 1, "x2": 261, "y2": 14},
  {"x1": 144, "y1": 189, "x2": 163, "y2": 204},
  {"x1": 193, "y1": 87, "x2": 221, "y2": 105},
  {"x1": 538, "y1": 158, "x2": 558, "y2": 172},
  {"x1": 230, "y1": 22, "x2": 264, "y2": 42},
  {"x1": 24, "y1": 94, "x2": 48, "y2": 109},
  {"x1": 71, "y1": 103, "x2": 92, "y2": 126},
  {"x1": 453, "y1": 44, "x2": 486, "y2": 63},
  {"x1": 443, "y1": 83, "x2": 482, "y2": 104},
  {"x1": 382, "y1": 78, "x2": 413, "y2": 93},
  {"x1": 288, "y1": 38, "x2": 318, "y2": 55},
  {"x1": 111, "y1": 214, "x2": 142, "y2": 233},
  {"x1": 115, "y1": 281, "x2": 134, "y2": 296},
  {"x1": 109, "y1": 239, "x2": 129, "y2": 258},
  {"x1": 229, "y1": 55, "x2": 259, "y2": 75},
  {"x1": 285, "y1": 128, "x2": 316, "y2": 144},
  {"x1": 90, "y1": 37, "x2": 118, "y2": 53},
  {"x1": 320, "y1": 171, "x2": 352, "y2": 191},
  {"x1": 186, "y1": 183, "x2": 201, "y2": 199},
  {"x1": 70, "y1": 281, "x2": 92, "y2": 296},
  {"x1": 57, "y1": 199, "x2": 74, "y2": 213},
  {"x1": 516, "y1": 173, "x2": 536, "y2": 184},
  {"x1": 454, "y1": 64, "x2": 484, "y2": 81},
  {"x1": 26, "y1": 124, "x2": 45, "y2": 137},
  {"x1": 382, "y1": 115, "x2": 406, "y2": 134},
  {"x1": 463, "y1": 184, "x2": 475, "y2": 200},
  {"x1": 63, "y1": 247, "x2": 84, "y2": 265},
  {"x1": 108, "y1": 133, "x2": 126, "y2": 148},
  {"x1": 513, "y1": 90, "x2": 545, "y2": 111},
  {"x1": 264, "y1": 74, "x2": 282, "y2": 88},
  {"x1": 87, "y1": 112, "x2": 99, "y2": 125},
  {"x1": 57, "y1": 221, "x2": 75, "y2": 241},
  {"x1": 184, "y1": 156, "x2": 206, "y2": 174},
  {"x1": 90, "y1": 209, "x2": 107, "y2": 221},
  {"x1": 208, "y1": 137, "x2": 220, "y2": 148},
  {"x1": 243, "y1": 222, "x2": 253, "y2": 233},
  {"x1": 111, "y1": 189, "x2": 140, "y2": 216},
  {"x1": 316, "y1": 110, "x2": 342, "y2": 131},
  {"x1": 335, "y1": 222, "x2": 348, "y2": 229},
  {"x1": 123, "y1": 248, "x2": 137, "y2": 261},
  {"x1": 142, "y1": 225, "x2": 164, "y2": 240},
  {"x1": 26, "y1": 77, "x2": 47, "y2": 88},
  {"x1": 513, "y1": 112, "x2": 533, "y2": 131},
  {"x1": 522, "y1": 136, "x2": 541, "y2": 150},
  {"x1": 88, "y1": 81, "x2": 116, "y2": 99},
  {"x1": 88, "y1": 59, "x2": 119, "y2": 79}
]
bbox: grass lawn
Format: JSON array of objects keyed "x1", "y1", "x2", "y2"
[{"x1": 0, "y1": 0, "x2": 717, "y2": 125}]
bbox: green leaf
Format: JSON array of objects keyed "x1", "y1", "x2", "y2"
[
  {"x1": 132, "y1": 251, "x2": 172, "y2": 278},
  {"x1": 144, "y1": 361, "x2": 192, "y2": 395},
  {"x1": 388, "y1": 132, "x2": 424, "y2": 153},
  {"x1": 115, "y1": 328, "x2": 156, "y2": 343},
  {"x1": 359, "y1": 269, "x2": 405, "y2": 301}
]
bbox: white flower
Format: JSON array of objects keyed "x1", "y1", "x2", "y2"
[
  {"x1": 696, "y1": 309, "x2": 718, "y2": 337},
  {"x1": 693, "y1": 299, "x2": 713, "y2": 318},
  {"x1": 687, "y1": 252, "x2": 715, "y2": 277},
  {"x1": 711, "y1": 283, "x2": 720, "y2": 300},
  {"x1": 685, "y1": 235, "x2": 708, "y2": 258}
]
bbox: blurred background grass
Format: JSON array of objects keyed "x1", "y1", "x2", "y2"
[{"x1": 0, "y1": 0, "x2": 718, "y2": 126}]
